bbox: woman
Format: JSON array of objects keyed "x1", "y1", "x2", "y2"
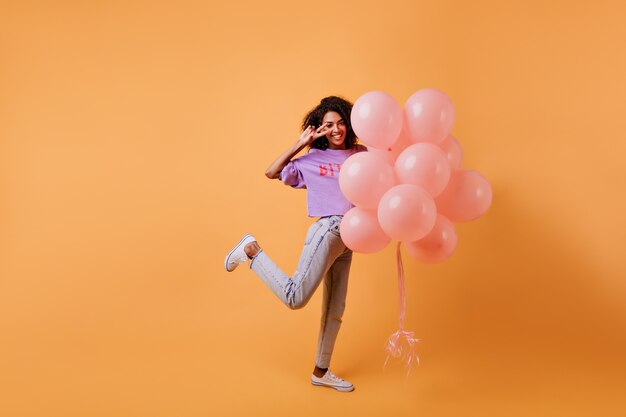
[{"x1": 224, "y1": 96, "x2": 365, "y2": 392}]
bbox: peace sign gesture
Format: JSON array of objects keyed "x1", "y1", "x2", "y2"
[{"x1": 298, "y1": 124, "x2": 330, "y2": 147}]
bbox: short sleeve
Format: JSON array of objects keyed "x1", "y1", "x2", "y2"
[{"x1": 280, "y1": 161, "x2": 306, "y2": 189}]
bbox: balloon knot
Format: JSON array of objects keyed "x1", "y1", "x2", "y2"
[{"x1": 384, "y1": 329, "x2": 420, "y2": 374}]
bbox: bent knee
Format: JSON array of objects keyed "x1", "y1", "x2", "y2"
[{"x1": 287, "y1": 299, "x2": 309, "y2": 310}]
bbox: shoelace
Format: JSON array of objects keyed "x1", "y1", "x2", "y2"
[
  {"x1": 324, "y1": 372, "x2": 344, "y2": 383},
  {"x1": 229, "y1": 252, "x2": 249, "y2": 266}
]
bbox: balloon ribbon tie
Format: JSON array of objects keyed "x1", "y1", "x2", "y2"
[{"x1": 385, "y1": 242, "x2": 420, "y2": 373}]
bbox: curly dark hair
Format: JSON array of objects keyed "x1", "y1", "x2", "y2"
[{"x1": 301, "y1": 96, "x2": 358, "y2": 150}]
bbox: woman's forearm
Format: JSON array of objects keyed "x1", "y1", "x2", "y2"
[
  {"x1": 265, "y1": 140, "x2": 307, "y2": 179},
  {"x1": 265, "y1": 125, "x2": 328, "y2": 179}
]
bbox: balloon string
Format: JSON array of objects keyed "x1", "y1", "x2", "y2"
[
  {"x1": 397, "y1": 241, "x2": 406, "y2": 330},
  {"x1": 384, "y1": 242, "x2": 420, "y2": 374}
]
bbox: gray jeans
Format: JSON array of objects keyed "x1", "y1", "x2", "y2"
[{"x1": 250, "y1": 215, "x2": 353, "y2": 369}]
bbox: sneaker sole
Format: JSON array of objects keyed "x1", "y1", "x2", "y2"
[
  {"x1": 224, "y1": 233, "x2": 253, "y2": 272},
  {"x1": 311, "y1": 381, "x2": 354, "y2": 392}
]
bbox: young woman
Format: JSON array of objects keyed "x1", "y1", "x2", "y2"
[{"x1": 224, "y1": 96, "x2": 365, "y2": 392}]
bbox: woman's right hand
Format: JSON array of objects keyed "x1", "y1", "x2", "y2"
[
  {"x1": 298, "y1": 125, "x2": 330, "y2": 146},
  {"x1": 265, "y1": 124, "x2": 330, "y2": 179}
]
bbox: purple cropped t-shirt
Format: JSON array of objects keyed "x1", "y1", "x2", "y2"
[{"x1": 280, "y1": 145, "x2": 367, "y2": 217}]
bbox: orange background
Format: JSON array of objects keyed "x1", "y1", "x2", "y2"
[{"x1": 1, "y1": 1, "x2": 625, "y2": 416}]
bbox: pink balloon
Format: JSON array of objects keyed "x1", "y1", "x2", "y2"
[
  {"x1": 404, "y1": 88, "x2": 455, "y2": 144},
  {"x1": 404, "y1": 214, "x2": 458, "y2": 263},
  {"x1": 435, "y1": 169, "x2": 492, "y2": 222},
  {"x1": 339, "y1": 152, "x2": 396, "y2": 210},
  {"x1": 377, "y1": 184, "x2": 437, "y2": 242},
  {"x1": 340, "y1": 207, "x2": 391, "y2": 253},
  {"x1": 351, "y1": 91, "x2": 403, "y2": 150},
  {"x1": 367, "y1": 123, "x2": 412, "y2": 164},
  {"x1": 438, "y1": 135, "x2": 463, "y2": 169},
  {"x1": 365, "y1": 147, "x2": 394, "y2": 166},
  {"x1": 395, "y1": 143, "x2": 451, "y2": 197}
]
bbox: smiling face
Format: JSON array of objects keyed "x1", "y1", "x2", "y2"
[{"x1": 322, "y1": 111, "x2": 347, "y2": 150}]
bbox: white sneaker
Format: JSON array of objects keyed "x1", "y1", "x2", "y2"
[
  {"x1": 311, "y1": 370, "x2": 354, "y2": 392},
  {"x1": 224, "y1": 234, "x2": 256, "y2": 272}
]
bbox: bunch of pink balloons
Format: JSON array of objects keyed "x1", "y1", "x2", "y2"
[{"x1": 339, "y1": 89, "x2": 492, "y2": 263}]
